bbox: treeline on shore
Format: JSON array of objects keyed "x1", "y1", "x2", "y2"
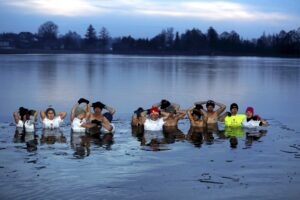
[{"x1": 0, "y1": 21, "x2": 299, "y2": 57}]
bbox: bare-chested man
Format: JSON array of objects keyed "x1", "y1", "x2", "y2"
[
  {"x1": 194, "y1": 100, "x2": 226, "y2": 124},
  {"x1": 162, "y1": 107, "x2": 186, "y2": 127},
  {"x1": 88, "y1": 101, "x2": 116, "y2": 134},
  {"x1": 187, "y1": 104, "x2": 207, "y2": 127}
]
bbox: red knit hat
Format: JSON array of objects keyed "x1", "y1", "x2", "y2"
[
  {"x1": 246, "y1": 107, "x2": 254, "y2": 114},
  {"x1": 149, "y1": 106, "x2": 160, "y2": 114}
]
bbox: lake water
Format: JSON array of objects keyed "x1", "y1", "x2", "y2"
[{"x1": 0, "y1": 54, "x2": 300, "y2": 199}]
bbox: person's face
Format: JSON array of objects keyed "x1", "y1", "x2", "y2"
[
  {"x1": 231, "y1": 108, "x2": 238, "y2": 115},
  {"x1": 94, "y1": 107, "x2": 102, "y2": 114},
  {"x1": 192, "y1": 114, "x2": 199, "y2": 121},
  {"x1": 168, "y1": 113, "x2": 175, "y2": 118},
  {"x1": 207, "y1": 105, "x2": 214, "y2": 112},
  {"x1": 22, "y1": 115, "x2": 27, "y2": 121},
  {"x1": 150, "y1": 113, "x2": 159, "y2": 121},
  {"x1": 246, "y1": 111, "x2": 253, "y2": 118},
  {"x1": 47, "y1": 111, "x2": 55, "y2": 120},
  {"x1": 77, "y1": 113, "x2": 86, "y2": 120}
]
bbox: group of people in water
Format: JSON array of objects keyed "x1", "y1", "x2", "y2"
[
  {"x1": 131, "y1": 99, "x2": 268, "y2": 131},
  {"x1": 13, "y1": 98, "x2": 268, "y2": 151},
  {"x1": 13, "y1": 98, "x2": 268, "y2": 134},
  {"x1": 13, "y1": 98, "x2": 116, "y2": 134}
]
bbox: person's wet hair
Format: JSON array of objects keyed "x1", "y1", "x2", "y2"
[
  {"x1": 192, "y1": 109, "x2": 202, "y2": 119},
  {"x1": 92, "y1": 101, "x2": 105, "y2": 110},
  {"x1": 19, "y1": 107, "x2": 29, "y2": 119},
  {"x1": 134, "y1": 107, "x2": 144, "y2": 118},
  {"x1": 230, "y1": 103, "x2": 239, "y2": 111},
  {"x1": 165, "y1": 106, "x2": 176, "y2": 114},
  {"x1": 206, "y1": 100, "x2": 215, "y2": 108},
  {"x1": 29, "y1": 110, "x2": 36, "y2": 116},
  {"x1": 45, "y1": 108, "x2": 56, "y2": 116},
  {"x1": 195, "y1": 104, "x2": 203, "y2": 110},
  {"x1": 160, "y1": 99, "x2": 171, "y2": 109}
]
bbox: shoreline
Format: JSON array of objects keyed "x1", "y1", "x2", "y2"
[{"x1": 0, "y1": 49, "x2": 299, "y2": 58}]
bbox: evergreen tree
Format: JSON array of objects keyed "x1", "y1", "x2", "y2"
[
  {"x1": 99, "y1": 27, "x2": 110, "y2": 51},
  {"x1": 84, "y1": 24, "x2": 97, "y2": 49}
]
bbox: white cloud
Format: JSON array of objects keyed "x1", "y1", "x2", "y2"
[
  {"x1": 3, "y1": 0, "x2": 293, "y2": 22},
  {"x1": 5, "y1": 0, "x2": 105, "y2": 16}
]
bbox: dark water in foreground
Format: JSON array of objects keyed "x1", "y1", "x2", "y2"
[{"x1": 0, "y1": 54, "x2": 300, "y2": 199}]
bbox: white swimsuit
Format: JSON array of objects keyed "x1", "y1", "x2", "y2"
[
  {"x1": 72, "y1": 118, "x2": 87, "y2": 132},
  {"x1": 16, "y1": 120, "x2": 35, "y2": 132},
  {"x1": 144, "y1": 118, "x2": 164, "y2": 131},
  {"x1": 242, "y1": 119, "x2": 261, "y2": 128},
  {"x1": 42, "y1": 116, "x2": 63, "y2": 129}
]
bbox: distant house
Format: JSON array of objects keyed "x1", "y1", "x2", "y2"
[
  {"x1": 0, "y1": 40, "x2": 15, "y2": 49},
  {"x1": 17, "y1": 32, "x2": 36, "y2": 49}
]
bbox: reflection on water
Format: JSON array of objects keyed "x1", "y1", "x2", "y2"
[
  {"x1": 41, "y1": 129, "x2": 66, "y2": 145},
  {"x1": 1, "y1": 55, "x2": 300, "y2": 200}
]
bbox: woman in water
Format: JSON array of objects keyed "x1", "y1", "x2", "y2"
[
  {"x1": 242, "y1": 107, "x2": 268, "y2": 128},
  {"x1": 13, "y1": 107, "x2": 37, "y2": 132},
  {"x1": 40, "y1": 107, "x2": 67, "y2": 129},
  {"x1": 71, "y1": 98, "x2": 98, "y2": 133}
]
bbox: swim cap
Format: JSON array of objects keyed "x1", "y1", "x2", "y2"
[
  {"x1": 246, "y1": 107, "x2": 254, "y2": 114},
  {"x1": 75, "y1": 107, "x2": 86, "y2": 117},
  {"x1": 92, "y1": 101, "x2": 105, "y2": 109},
  {"x1": 206, "y1": 100, "x2": 215, "y2": 108},
  {"x1": 148, "y1": 106, "x2": 160, "y2": 115},
  {"x1": 230, "y1": 103, "x2": 239, "y2": 110},
  {"x1": 160, "y1": 99, "x2": 171, "y2": 109}
]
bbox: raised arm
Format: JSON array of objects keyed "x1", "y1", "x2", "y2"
[
  {"x1": 57, "y1": 112, "x2": 67, "y2": 120},
  {"x1": 200, "y1": 109, "x2": 208, "y2": 122},
  {"x1": 13, "y1": 111, "x2": 20, "y2": 124},
  {"x1": 219, "y1": 111, "x2": 229, "y2": 122},
  {"x1": 70, "y1": 103, "x2": 79, "y2": 122},
  {"x1": 214, "y1": 101, "x2": 226, "y2": 115},
  {"x1": 160, "y1": 111, "x2": 169, "y2": 120},
  {"x1": 187, "y1": 106, "x2": 196, "y2": 122},
  {"x1": 104, "y1": 104, "x2": 116, "y2": 115},
  {"x1": 175, "y1": 110, "x2": 186, "y2": 121},
  {"x1": 40, "y1": 111, "x2": 46, "y2": 121},
  {"x1": 171, "y1": 103, "x2": 180, "y2": 111}
]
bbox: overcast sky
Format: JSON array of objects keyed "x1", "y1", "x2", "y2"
[{"x1": 0, "y1": 0, "x2": 299, "y2": 39}]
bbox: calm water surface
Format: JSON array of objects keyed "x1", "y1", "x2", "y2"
[{"x1": 0, "y1": 54, "x2": 300, "y2": 199}]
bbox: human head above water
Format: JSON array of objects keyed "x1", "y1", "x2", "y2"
[
  {"x1": 19, "y1": 107, "x2": 29, "y2": 121},
  {"x1": 192, "y1": 109, "x2": 202, "y2": 121},
  {"x1": 230, "y1": 103, "x2": 239, "y2": 115},
  {"x1": 75, "y1": 106, "x2": 86, "y2": 119},
  {"x1": 165, "y1": 106, "x2": 176, "y2": 114},
  {"x1": 92, "y1": 101, "x2": 105, "y2": 113},
  {"x1": 160, "y1": 99, "x2": 171, "y2": 110},
  {"x1": 206, "y1": 100, "x2": 215, "y2": 112},
  {"x1": 45, "y1": 108, "x2": 56, "y2": 120},
  {"x1": 148, "y1": 106, "x2": 160, "y2": 121},
  {"x1": 245, "y1": 107, "x2": 254, "y2": 118}
]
